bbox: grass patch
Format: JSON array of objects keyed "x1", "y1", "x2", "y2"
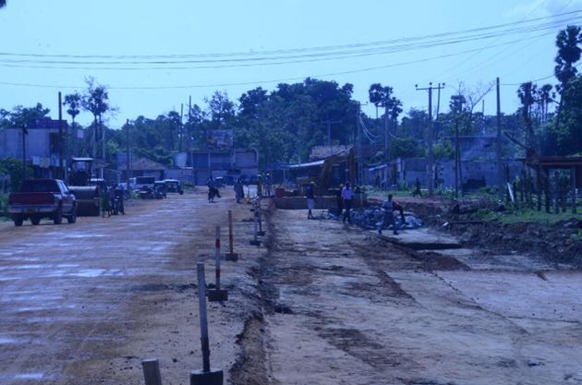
[{"x1": 497, "y1": 209, "x2": 582, "y2": 225}]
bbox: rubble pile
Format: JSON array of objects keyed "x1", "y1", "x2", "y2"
[{"x1": 326, "y1": 206, "x2": 424, "y2": 231}]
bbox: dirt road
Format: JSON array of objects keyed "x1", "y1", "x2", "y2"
[{"x1": 0, "y1": 189, "x2": 580, "y2": 385}]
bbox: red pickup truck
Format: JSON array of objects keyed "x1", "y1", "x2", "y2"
[{"x1": 8, "y1": 179, "x2": 78, "y2": 226}]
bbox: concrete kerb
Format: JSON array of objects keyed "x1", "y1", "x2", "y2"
[{"x1": 142, "y1": 359, "x2": 163, "y2": 385}]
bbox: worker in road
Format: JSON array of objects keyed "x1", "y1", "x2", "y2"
[
  {"x1": 412, "y1": 177, "x2": 423, "y2": 197},
  {"x1": 378, "y1": 194, "x2": 405, "y2": 235},
  {"x1": 336, "y1": 184, "x2": 344, "y2": 217},
  {"x1": 264, "y1": 173, "x2": 272, "y2": 197},
  {"x1": 341, "y1": 182, "x2": 354, "y2": 224},
  {"x1": 207, "y1": 177, "x2": 217, "y2": 203},
  {"x1": 305, "y1": 181, "x2": 316, "y2": 219},
  {"x1": 234, "y1": 177, "x2": 244, "y2": 203}
]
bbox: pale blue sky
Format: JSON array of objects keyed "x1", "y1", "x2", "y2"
[{"x1": 0, "y1": 0, "x2": 581, "y2": 128}]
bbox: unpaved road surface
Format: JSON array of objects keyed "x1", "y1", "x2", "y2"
[{"x1": 0, "y1": 189, "x2": 580, "y2": 385}]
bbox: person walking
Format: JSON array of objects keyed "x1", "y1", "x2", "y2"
[
  {"x1": 341, "y1": 182, "x2": 354, "y2": 224},
  {"x1": 336, "y1": 184, "x2": 344, "y2": 217},
  {"x1": 264, "y1": 173, "x2": 272, "y2": 197},
  {"x1": 305, "y1": 181, "x2": 316, "y2": 219},
  {"x1": 378, "y1": 194, "x2": 404, "y2": 235},
  {"x1": 256, "y1": 175, "x2": 263, "y2": 197},
  {"x1": 234, "y1": 177, "x2": 244, "y2": 203},
  {"x1": 100, "y1": 186, "x2": 111, "y2": 218},
  {"x1": 207, "y1": 177, "x2": 216, "y2": 203},
  {"x1": 412, "y1": 177, "x2": 423, "y2": 197},
  {"x1": 113, "y1": 184, "x2": 125, "y2": 215}
]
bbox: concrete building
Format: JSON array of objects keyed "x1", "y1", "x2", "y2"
[{"x1": 0, "y1": 119, "x2": 68, "y2": 179}]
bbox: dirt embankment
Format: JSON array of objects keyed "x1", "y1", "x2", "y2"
[{"x1": 371, "y1": 195, "x2": 582, "y2": 267}]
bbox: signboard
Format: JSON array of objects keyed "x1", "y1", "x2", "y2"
[
  {"x1": 207, "y1": 129, "x2": 233, "y2": 150},
  {"x1": 34, "y1": 118, "x2": 68, "y2": 129}
]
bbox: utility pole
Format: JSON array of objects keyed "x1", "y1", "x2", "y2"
[
  {"x1": 58, "y1": 91, "x2": 65, "y2": 180},
  {"x1": 416, "y1": 82, "x2": 444, "y2": 196},
  {"x1": 21, "y1": 124, "x2": 28, "y2": 182},
  {"x1": 496, "y1": 77, "x2": 504, "y2": 201},
  {"x1": 126, "y1": 119, "x2": 132, "y2": 189},
  {"x1": 323, "y1": 119, "x2": 342, "y2": 157},
  {"x1": 179, "y1": 103, "x2": 184, "y2": 152},
  {"x1": 355, "y1": 102, "x2": 368, "y2": 186},
  {"x1": 384, "y1": 104, "x2": 389, "y2": 177},
  {"x1": 189, "y1": 95, "x2": 196, "y2": 185}
]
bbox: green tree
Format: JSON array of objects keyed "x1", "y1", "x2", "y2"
[
  {"x1": 556, "y1": 76, "x2": 582, "y2": 155},
  {"x1": 535, "y1": 84, "x2": 554, "y2": 124},
  {"x1": 185, "y1": 104, "x2": 207, "y2": 150},
  {"x1": 554, "y1": 25, "x2": 581, "y2": 137},
  {"x1": 0, "y1": 104, "x2": 50, "y2": 129},
  {"x1": 205, "y1": 91, "x2": 236, "y2": 131},
  {"x1": 63, "y1": 92, "x2": 83, "y2": 157},
  {"x1": 82, "y1": 79, "x2": 111, "y2": 159},
  {"x1": 367, "y1": 83, "x2": 402, "y2": 165},
  {"x1": 517, "y1": 82, "x2": 537, "y2": 151},
  {"x1": 554, "y1": 25, "x2": 581, "y2": 90},
  {"x1": 0, "y1": 158, "x2": 30, "y2": 191}
]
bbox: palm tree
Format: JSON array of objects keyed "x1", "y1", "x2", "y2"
[
  {"x1": 554, "y1": 26, "x2": 582, "y2": 133},
  {"x1": 535, "y1": 84, "x2": 554, "y2": 124},
  {"x1": 517, "y1": 82, "x2": 537, "y2": 150},
  {"x1": 554, "y1": 25, "x2": 582, "y2": 90},
  {"x1": 63, "y1": 93, "x2": 83, "y2": 157},
  {"x1": 82, "y1": 79, "x2": 110, "y2": 161},
  {"x1": 368, "y1": 83, "x2": 387, "y2": 119}
]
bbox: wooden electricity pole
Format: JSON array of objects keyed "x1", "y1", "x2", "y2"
[
  {"x1": 496, "y1": 77, "x2": 504, "y2": 202},
  {"x1": 416, "y1": 82, "x2": 445, "y2": 196}
]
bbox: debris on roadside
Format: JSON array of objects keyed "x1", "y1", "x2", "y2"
[{"x1": 323, "y1": 206, "x2": 424, "y2": 231}]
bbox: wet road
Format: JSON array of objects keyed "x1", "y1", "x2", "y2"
[
  {"x1": 1, "y1": 191, "x2": 581, "y2": 385},
  {"x1": 0, "y1": 194, "x2": 211, "y2": 385}
]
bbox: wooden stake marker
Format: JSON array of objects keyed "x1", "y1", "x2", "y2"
[
  {"x1": 225, "y1": 210, "x2": 238, "y2": 261},
  {"x1": 191, "y1": 263, "x2": 224, "y2": 385},
  {"x1": 207, "y1": 226, "x2": 228, "y2": 302}
]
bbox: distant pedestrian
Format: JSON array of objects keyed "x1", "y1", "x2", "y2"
[
  {"x1": 257, "y1": 175, "x2": 263, "y2": 197},
  {"x1": 341, "y1": 182, "x2": 354, "y2": 224},
  {"x1": 207, "y1": 177, "x2": 216, "y2": 203},
  {"x1": 336, "y1": 184, "x2": 344, "y2": 217},
  {"x1": 234, "y1": 178, "x2": 244, "y2": 203},
  {"x1": 412, "y1": 177, "x2": 423, "y2": 197},
  {"x1": 305, "y1": 182, "x2": 316, "y2": 219},
  {"x1": 264, "y1": 173, "x2": 272, "y2": 197},
  {"x1": 113, "y1": 184, "x2": 125, "y2": 215},
  {"x1": 100, "y1": 186, "x2": 111, "y2": 218}
]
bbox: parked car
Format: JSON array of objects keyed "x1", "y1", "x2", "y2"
[
  {"x1": 8, "y1": 178, "x2": 77, "y2": 226},
  {"x1": 163, "y1": 179, "x2": 184, "y2": 194},
  {"x1": 137, "y1": 185, "x2": 164, "y2": 200}
]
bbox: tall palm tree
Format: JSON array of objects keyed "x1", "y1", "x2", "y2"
[
  {"x1": 554, "y1": 26, "x2": 581, "y2": 133},
  {"x1": 63, "y1": 93, "x2": 83, "y2": 157},
  {"x1": 517, "y1": 82, "x2": 537, "y2": 150},
  {"x1": 554, "y1": 25, "x2": 582, "y2": 90},
  {"x1": 535, "y1": 84, "x2": 554, "y2": 124}
]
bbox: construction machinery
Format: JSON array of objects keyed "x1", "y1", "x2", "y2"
[
  {"x1": 68, "y1": 157, "x2": 102, "y2": 216},
  {"x1": 288, "y1": 148, "x2": 357, "y2": 194}
]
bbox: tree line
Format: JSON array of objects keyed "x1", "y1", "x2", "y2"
[{"x1": 1, "y1": 26, "x2": 580, "y2": 176}]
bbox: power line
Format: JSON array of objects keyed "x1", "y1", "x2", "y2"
[{"x1": 0, "y1": 10, "x2": 579, "y2": 71}]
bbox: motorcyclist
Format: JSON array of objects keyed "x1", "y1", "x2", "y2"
[{"x1": 113, "y1": 184, "x2": 125, "y2": 215}]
